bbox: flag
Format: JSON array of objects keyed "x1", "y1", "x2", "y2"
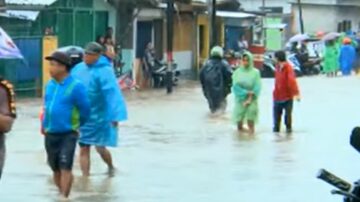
[{"x1": 0, "y1": 26, "x2": 23, "y2": 59}]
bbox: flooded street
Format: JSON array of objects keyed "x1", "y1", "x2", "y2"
[{"x1": 2, "y1": 77, "x2": 360, "y2": 202}]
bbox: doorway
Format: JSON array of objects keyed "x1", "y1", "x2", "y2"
[{"x1": 136, "y1": 21, "x2": 153, "y2": 59}]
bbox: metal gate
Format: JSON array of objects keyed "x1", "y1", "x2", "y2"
[{"x1": 0, "y1": 36, "x2": 42, "y2": 97}]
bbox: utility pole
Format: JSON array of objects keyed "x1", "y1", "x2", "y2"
[
  {"x1": 262, "y1": 0, "x2": 265, "y2": 10},
  {"x1": 208, "y1": 0, "x2": 217, "y2": 49},
  {"x1": 166, "y1": 0, "x2": 174, "y2": 94},
  {"x1": 262, "y1": 0, "x2": 266, "y2": 46},
  {"x1": 297, "y1": 0, "x2": 305, "y2": 34}
]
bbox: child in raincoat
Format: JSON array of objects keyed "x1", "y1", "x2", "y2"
[{"x1": 232, "y1": 52, "x2": 261, "y2": 134}]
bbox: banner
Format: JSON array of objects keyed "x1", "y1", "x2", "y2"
[{"x1": 0, "y1": 26, "x2": 23, "y2": 59}]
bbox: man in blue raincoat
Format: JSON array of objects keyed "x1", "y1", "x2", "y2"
[
  {"x1": 72, "y1": 42, "x2": 128, "y2": 176},
  {"x1": 339, "y1": 37, "x2": 356, "y2": 76}
]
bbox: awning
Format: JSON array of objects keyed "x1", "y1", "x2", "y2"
[
  {"x1": 5, "y1": 0, "x2": 56, "y2": 5},
  {"x1": 216, "y1": 11, "x2": 255, "y2": 18},
  {"x1": 3, "y1": 10, "x2": 39, "y2": 21},
  {"x1": 265, "y1": 23, "x2": 287, "y2": 29}
]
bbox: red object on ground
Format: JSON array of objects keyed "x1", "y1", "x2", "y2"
[
  {"x1": 118, "y1": 74, "x2": 135, "y2": 90},
  {"x1": 249, "y1": 45, "x2": 265, "y2": 69},
  {"x1": 273, "y1": 62, "x2": 300, "y2": 101}
]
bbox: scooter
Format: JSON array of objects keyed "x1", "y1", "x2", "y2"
[
  {"x1": 261, "y1": 54, "x2": 302, "y2": 78},
  {"x1": 317, "y1": 169, "x2": 360, "y2": 202},
  {"x1": 317, "y1": 127, "x2": 360, "y2": 202},
  {"x1": 152, "y1": 61, "x2": 180, "y2": 88},
  {"x1": 293, "y1": 52, "x2": 322, "y2": 75}
]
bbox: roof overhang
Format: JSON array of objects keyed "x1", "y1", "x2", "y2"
[
  {"x1": 0, "y1": 10, "x2": 39, "y2": 20},
  {"x1": 215, "y1": 11, "x2": 255, "y2": 18},
  {"x1": 264, "y1": 23, "x2": 287, "y2": 29},
  {"x1": 5, "y1": 0, "x2": 57, "y2": 5}
]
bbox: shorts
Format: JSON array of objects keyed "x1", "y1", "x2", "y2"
[
  {"x1": 78, "y1": 142, "x2": 90, "y2": 148},
  {"x1": 45, "y1": 132, "x2": 78, "y2": 172}
]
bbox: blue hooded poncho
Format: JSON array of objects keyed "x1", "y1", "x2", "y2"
[
  {"x1": 339, "y1": 44, "x2": 356, "y2": 76},
  {"x1": 71, "y1": 56, "x2": 128, "y2": 147}
]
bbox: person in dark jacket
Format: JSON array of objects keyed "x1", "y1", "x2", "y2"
[
  {"x1": 0, "y1": 76, "x2": 16, "y2": 180},
  {"x1": 200, "y1": 46, "x2": 233, "y2": 113}
]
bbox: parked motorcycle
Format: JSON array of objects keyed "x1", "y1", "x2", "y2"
[
  {"x1": 152, "y1": 61, "x2": 180, "y2": 88},
  {"x1": 318, "y1": 169, "x2": 360, "y2": 202},
  {"x1": 261, "y1": 53, "x2": 302, "y2": 78},
  {"x1": 317, "y1": 127, "x2": 360, "y2": 202},
  {"x1": 294, "y1": 52, "x2": 322, "y2": 75}
]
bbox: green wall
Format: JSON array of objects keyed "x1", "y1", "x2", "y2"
[{"x1": 265, "y1": 17, "x2": 283, "y2": 51}]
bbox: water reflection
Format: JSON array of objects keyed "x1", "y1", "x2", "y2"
[{"x1": 2, "y1": 78, "x2": 360, "y2": 202}]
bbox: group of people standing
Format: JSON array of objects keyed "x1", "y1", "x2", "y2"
[
  {"x1": 200, "y1": 47, "x2": 300, "y2": 135},
  {"x1": 323, "y1": 37, "x2": 357, "y2": 77},
  {"x1": 41, "y1": 41, "x2": 128, "y2": 198}
]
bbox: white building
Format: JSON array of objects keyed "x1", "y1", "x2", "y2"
[
  {"x1": 290, "y1": 0, "x2": 360, "y2": 33},
  {"x1": 240, "y1": 0, "x2": 291, "y2": 14}
]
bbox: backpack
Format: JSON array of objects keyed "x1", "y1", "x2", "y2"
[{"x1": 202, "y1": 60, "x2": 223, "y2": 89}]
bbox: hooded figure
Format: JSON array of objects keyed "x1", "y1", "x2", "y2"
[
  {"x1": 72, "y1": 55, "x2": 128, "y2": 147},
  {"x1": 323, "y1": 40, "x2": 339, "y2": 76},
  {"x1": 232, "y1": 52, "x2": 261, "y2": 134},
  {"x1": 339, "y1": 37, "x2": 356, "y2": 76},
  {"x1": 200, "y1": 46, "x2": 232, "y2": 113}
]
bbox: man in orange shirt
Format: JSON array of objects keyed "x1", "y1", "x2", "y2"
[{"x1": 273, "y1": 51, "x2": 300, "y2": 133}]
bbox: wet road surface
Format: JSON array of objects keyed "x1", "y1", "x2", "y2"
[{"x1": 1, "y1": 77, "x2": 360, "y2": 202}]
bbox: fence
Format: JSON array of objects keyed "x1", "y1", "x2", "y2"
[{"x1": 0, "y1": 36, "x2": 42, "y2": 97}]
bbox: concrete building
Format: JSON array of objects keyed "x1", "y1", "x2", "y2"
[
  {"x1": 240, "y1": 0, "x2": 291, "y2": 14},
  {"x1": 291, "y1": 0, "x2": 360, "y2": 34},
  {"x1": 235, "y1": 0, "x2": 292, "y2": 51}
]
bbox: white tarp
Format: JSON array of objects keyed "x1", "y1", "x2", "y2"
[
  {"x1": 215, "y1": 11, "x2": 255, "y2": 18},
  {"x1": 5, "y1": 0, "x2": 56, "y2": 5},
  {"x1": 0, "y1": 26, "x2": 23, "y2": 59},
  {"x1": 5, "y1": 10, "x2": 39, "y2": 21},
  {"x1": 265, "y1": 23, "x2": 287, "y2": 29}
]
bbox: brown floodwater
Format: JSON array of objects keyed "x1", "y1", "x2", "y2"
[{"x1": 1, "y1": 77, "x2": 360, "y2": 202}]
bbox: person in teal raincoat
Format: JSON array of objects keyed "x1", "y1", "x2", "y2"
[
  {"x1": 323, "y1": 40, "x2": 339, "y2": 77},
  {"x1": 72, "y1": 42, "x2": 128, "y2": 176},
  {"x1": 232, "y1": 52, "x2": 261, "y2": 134}
]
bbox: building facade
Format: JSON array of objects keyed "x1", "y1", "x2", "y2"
[
  {"x1": 240, "y1": 0, "x2": 291, "y2": 14},
  {"x1": 291, "y1": 0, "x2": 360, "y2": 34}
]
